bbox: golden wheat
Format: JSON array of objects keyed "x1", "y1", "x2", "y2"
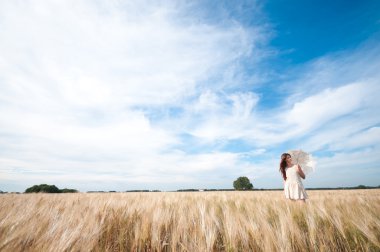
[{"x1": 0, "y1": 190, "x2": 379, "y2": 251}]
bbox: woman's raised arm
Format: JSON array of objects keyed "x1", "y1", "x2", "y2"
[{"x1": 297, "y1": 165, "x2": 306, "y2": 179}]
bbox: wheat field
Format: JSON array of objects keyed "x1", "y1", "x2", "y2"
[{"x1": 0, "y1": 190, "x2": 379, "y2": 252}]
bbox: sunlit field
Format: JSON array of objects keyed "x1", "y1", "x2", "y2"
[{"x1": 0, "y1": 190, "x2": 379, "y2": 251}]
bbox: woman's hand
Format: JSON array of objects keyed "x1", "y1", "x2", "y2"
[{"x1": 297, "y1": 165, "x2": 306, "y2": 179}]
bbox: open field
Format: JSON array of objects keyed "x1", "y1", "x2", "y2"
[{"x1": 0, "y1": 190, "x2": 379, "y2": 252}]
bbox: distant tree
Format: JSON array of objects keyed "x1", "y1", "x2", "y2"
[
  {"x1": 25, "y1": 184, "x2": 60, "y2": 193},
  {"x1": 60, "y1": 188, "x2": 78, "y2": 193},
  {"x1": 25, "y1": 184, "x2": 78, "y2": 193},
  {"x1": 177, "y1": 189, "x2": 198, "y2": 192},
  {"x1": 233, "y1": 177, "x2": 253, "y2": 190}
]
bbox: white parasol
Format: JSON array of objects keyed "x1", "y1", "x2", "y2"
[{"x1": 288, "y1": 150, "x2": 316, "y2": 175}]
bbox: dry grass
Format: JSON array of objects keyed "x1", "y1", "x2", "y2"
[{"x1": 0, "y1": 190, "x2": 379, "y2": 252}]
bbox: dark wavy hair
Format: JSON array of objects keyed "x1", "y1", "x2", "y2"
[{"x1": 279, "y1": 153, "x2": 291, "y2": 181}]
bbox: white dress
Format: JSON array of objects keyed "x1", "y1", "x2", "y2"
[{"x1": 284, "y1": 165, "x2": 308, "y2": 200}]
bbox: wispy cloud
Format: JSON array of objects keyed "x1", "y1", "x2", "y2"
[{"x1": 0, "y1": 0, "x2": 269, "y2": 191}]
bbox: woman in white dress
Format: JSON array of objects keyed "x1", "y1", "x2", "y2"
[{"x1": 279, "y1": 153, "x2": 308, "y2": 202}]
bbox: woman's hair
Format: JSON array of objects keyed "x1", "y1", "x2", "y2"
[{"x1": 279, "y1": 153, "x2": 291, "y2": 180}]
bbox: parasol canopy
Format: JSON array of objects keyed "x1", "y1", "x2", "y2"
[{"x1": 287, "y1": 150, "x2": 316, "y2": 175}]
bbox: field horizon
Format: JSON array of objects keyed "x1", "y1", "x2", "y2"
[{"x1": 3, "y1": 184, "x2": 380, "y2": 194}]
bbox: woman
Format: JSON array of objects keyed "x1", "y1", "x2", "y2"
[{"x1": 279, "y1": 153, "x2": 308, "y2": 202}]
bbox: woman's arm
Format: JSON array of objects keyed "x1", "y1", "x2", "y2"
[{"x1": 297, "y1": 165, "x2": 306, "y2": 179}]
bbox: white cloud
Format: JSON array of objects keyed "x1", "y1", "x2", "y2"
[
  {"x1": 186, "y1": 91, "x2": 259, "y2": 141},
  {"x1": 305, "y1": 147, "x2": 380, "y2": 187},
  {"x1": 300, "y1": 115, "x2": 380, "y2": 152},
  {"x1": 0, "y1": 0, "x2": 270, "y2": 191},
  {"x1": 0, "y1": 150, "x2": 261, "y2": 191},
  {"x1": 329, "y1": 127, "x2": 380, "y2": 151},
  {"x1": 287, "y1": 83, "x2": 367, "y2": 130},
  {"x1": 182, "y1": 80, "x2": 380, "y2": 148},
  {"x1": 0, "y1": 0, "x2": 262, "y2": 109}
]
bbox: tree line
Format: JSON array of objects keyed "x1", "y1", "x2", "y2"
[{"x1": 2, "y1": 180, "x2": 378, "y2": 194}]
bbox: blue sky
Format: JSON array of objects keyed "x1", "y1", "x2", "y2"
[{"x1": 0, "y1": 0, "x2": 380, "y2": 192}]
